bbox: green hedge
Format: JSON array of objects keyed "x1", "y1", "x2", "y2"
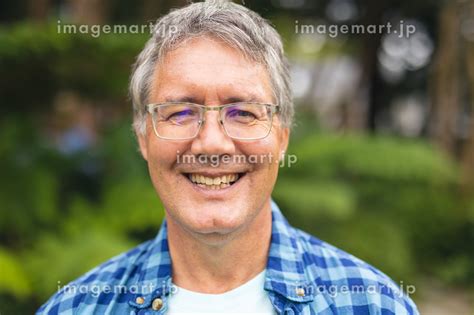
[{"x1": 274, "y1": 133, "x2": 473, "y2": 284}]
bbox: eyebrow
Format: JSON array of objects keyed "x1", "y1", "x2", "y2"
[
  {"x1": 164, "y1": 95, "x2": 261, "y2": 104},
  {"x1": 222, "y1": 96, "x2": 259, "y2": 103},
  {"x1": 165, "y1": 96, "x2": 199, "y2": 103}
]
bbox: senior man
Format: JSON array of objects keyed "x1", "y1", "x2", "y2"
[{"x1": 38, "y1": 1, "x2": 419, "y2": 314}]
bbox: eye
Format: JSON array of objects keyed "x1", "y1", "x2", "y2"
[
  {"x1": 156, "y1": 105, "x2": 199, "y2": 125},
  {"x1": 167, "y1": 109, "x2": 196, "y2": 120},
  {"x1": 227, "y1": 109, "x2": 256, "y2": 118},
  {"x1": 225, "y1": 108, "x2": 258, "y2": 124}
]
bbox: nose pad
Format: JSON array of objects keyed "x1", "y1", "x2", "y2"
[
  {"x1": 190, "y1": 110, "x2": 235, "y2": 156},
  {"x1": 198, "y1": 112, "x2": 226, "y2": 136}
]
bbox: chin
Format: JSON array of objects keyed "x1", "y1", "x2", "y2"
[
  {"x1": 195, "y1": 211, "x2": 244, "y2": 233},
  {"x1": 180, "y1": 204, "x2": 250, "y2": 234}
]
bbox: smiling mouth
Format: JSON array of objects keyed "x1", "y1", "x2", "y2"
[{"x1": 184, "y1": 173, "x2": 245, "y2": 190}]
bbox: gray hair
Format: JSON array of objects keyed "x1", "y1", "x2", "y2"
[{"x1": 130, "y1": 0, "x2": 293, "y2": 135}]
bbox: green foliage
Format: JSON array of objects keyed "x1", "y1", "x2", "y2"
[
  {"x1": 0, "y1": 117, "x2": 60, "y2": 244},
  {"x1": 283, "y1": 134, "x2": 457, "y2": 181},
  {"x1": 63, "y1": 177, "x2": 164, "y2": 238},
  {"x1": 274, "y1": 179, "x2": 356, "y2": 220},
  {"x1": 0, "y1": 248, "x2": 31, "y2": 298},
  {"x1": 0, "y1": 115, "x2": 165, "y2": 304},
  {"x1": 0, "y1": 22, "x2": 148, "y2": 113},
  {"x1": 24, "y1": 231, "x2": 134, "y2": 300},
  {"x1": 274, "y1": 133, "x2": 473, "y2": 284},
  {"x1": 0, "y1": 22, "x2": 473, "y2": 314}
]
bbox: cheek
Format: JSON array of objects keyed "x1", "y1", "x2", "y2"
[
  {"x1": 237, "y1": 139, "x2": 282, "y2": 177},
  {"x1": 238, "y1": 130, "x2": 284, "y2": 159},
  {"x1": 147, "y1": 139, "x2": 187, "y2": 172}
]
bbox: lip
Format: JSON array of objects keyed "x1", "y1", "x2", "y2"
[
  {"x1": 183, "y1": 171, "x2": 243, "y2": 178},
  {"x1": 181, "y1": 172, "x2": 246, "y2": 197}
]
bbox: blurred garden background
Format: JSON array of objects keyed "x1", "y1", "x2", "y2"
[{"x1": 0, "y1": 0, "x2": 473, "y2": 314}]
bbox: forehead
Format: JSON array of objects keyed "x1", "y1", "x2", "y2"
[{"x1": 150, "y1": 36, "x2": 273, "y2": 102}]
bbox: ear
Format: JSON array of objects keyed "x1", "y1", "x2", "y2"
[
  {"x1": 136, "y1": 130, "x2": 149, "y2": 161},
  {"x1": 279, "y1": 127, "x2": 290, "y2": 155}
]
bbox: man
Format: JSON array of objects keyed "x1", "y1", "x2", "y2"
[{"x1": 38, "y1": 1, "x2": 419, "y2": 314}]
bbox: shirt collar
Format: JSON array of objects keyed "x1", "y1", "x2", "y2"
[
  {"x1": 129, "y1": 200, "x2": 315, "y2": 312},
  {"x1": 264, "y1": 200, "x2": 315, "y2": 303},
  {"x1": 128, "y1": 221, "x2": 172, "y2": 311}
]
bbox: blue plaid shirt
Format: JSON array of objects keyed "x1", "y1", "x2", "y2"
[{"x1": 37, "y1": 201, "x2": 419, "y2": 314}]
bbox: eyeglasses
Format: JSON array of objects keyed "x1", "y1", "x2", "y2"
[{"x1": 146, "y1": 102, "x2": 279, "y2": 141}]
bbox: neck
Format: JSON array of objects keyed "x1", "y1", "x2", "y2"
[{"x1": 166, "y1": 201, "x2": 272, "y2": 294}]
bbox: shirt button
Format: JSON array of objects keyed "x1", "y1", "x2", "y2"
[
  {"x1": 152, "y1": 298, "x2": 163, "y2": 311},
  {"x1": 135, "y1": 296, "x2": 145, "y2": 305},
  {"x1": 295, "y1": 288, "x2": 305, "y2": 297}
]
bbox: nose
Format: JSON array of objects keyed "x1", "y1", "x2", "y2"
[{"x1": 190, "y1": 110, "x2": 236, "y2": 157}]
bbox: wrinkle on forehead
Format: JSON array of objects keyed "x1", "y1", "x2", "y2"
[{"x1": 150, "y1": 36, "x2": 274, "y2": 105}]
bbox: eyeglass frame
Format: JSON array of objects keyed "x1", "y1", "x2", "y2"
[{"x1": 145, "y1": 102, "x2": 280, "y2": 141}]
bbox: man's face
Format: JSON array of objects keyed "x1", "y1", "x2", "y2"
[{"x1": 138, "y1": 36, "x2": 289, "y2": 240}]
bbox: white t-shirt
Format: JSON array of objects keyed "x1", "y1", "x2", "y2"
[{"x1": 166, "y1": 270, "x2": 276, "y2": 314}]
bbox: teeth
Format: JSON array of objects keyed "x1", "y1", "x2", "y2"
[{"x1": 188, "y1": 173, "x2": 240, "y2": 189}]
